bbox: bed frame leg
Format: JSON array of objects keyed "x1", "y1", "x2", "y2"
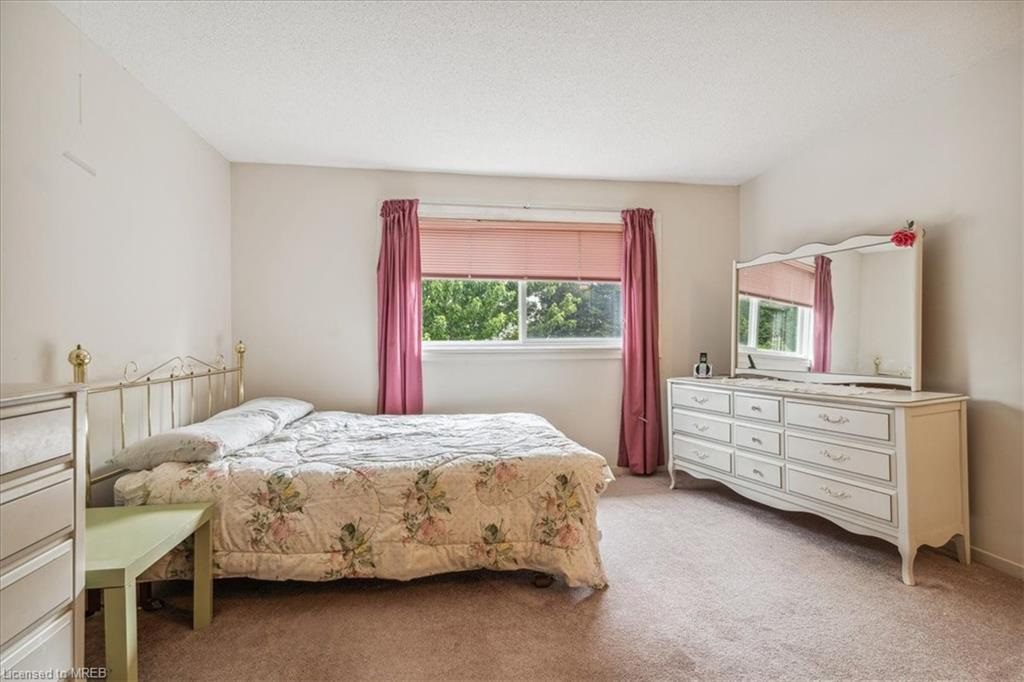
[
  {"x1": 532, "y1": 573, "x2": 555, "y2": 588},
  {"x1": 86, "y1": 589, "x2": 102, "y2": 617},
  {"x1": 139, "y1": 582, "x2": 165, "y2": 611}
]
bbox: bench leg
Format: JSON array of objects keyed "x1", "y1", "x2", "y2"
[
  {"x1": 193, "y1": 519, "x2": 213, "y2": 630},
  {"x1": 103, "y1": 580, "x2": 138, "y2": 682}
]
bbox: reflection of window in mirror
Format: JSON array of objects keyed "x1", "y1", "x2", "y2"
[
  {"x1": 737, "y1": 294, "x2": 814, "y2": 367},
  {"x1": 736, "y1": 259, "x2": 816, "y2": 372}
]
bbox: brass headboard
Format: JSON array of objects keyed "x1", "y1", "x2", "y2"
[{"x1": 68, "y1": 341, "x2": 247, "y2": 501}]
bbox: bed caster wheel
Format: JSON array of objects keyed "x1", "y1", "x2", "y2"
[
  {"x1": 139, "y1": 583, "x2": 164, "y2": 611},
  {"x1": 532, "y1": 573, "x2": 555, "y2": 588},
  {"x1": 141, "y1": 597, "x2": 165, "y2": 612}
]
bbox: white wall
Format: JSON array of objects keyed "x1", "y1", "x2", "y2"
[
  {"x1": 231, "y1": 164, "x2": 738, "y2": 462},
  {"x1": 740, "y1": 45, "x2": 1024, "y2": 575},
  {"x1": 0, "y1": 1, "x2": 232, "y2": 385}
]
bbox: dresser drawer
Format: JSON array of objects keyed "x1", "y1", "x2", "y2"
[
  {"x1": 0, "y1": 473, "x2": 74, "y2": 560},
  {"x1": 0, "y1": 401, "x2": 73, "y2": 474},
  {"x1": 0, "y1": 611, "x2": 73, "y2": 674},
  {"x1": 787, "y1": 468, "x2": 893, "y2": 522},
  {"x1": 785, "y1": 400, "x2": 892, "y2": 441},
  {"x1": 0, "y1": 541, "x2": 74, "y2": 645},
  {"x1": 734, "y1": 423, "x2": 781, "y2": 456},
  {"x1": 734, "y1": 394, "x2": 781, "y2": 423},
  {"x1": 671, "y1": 384, "x2": 731, "y2": 415},
  {"x1": 673, "y1": 410, "x2": 732, "y2": 444},
  {"x1": 787, "y1": 434, "x2": 893, "y2": 482},
  {"x1": 673, "y1": 435, "x2": 732, "y2": 473},
  {"x1": 735, "y1": 452, "x2": 783, "y2": 489}
]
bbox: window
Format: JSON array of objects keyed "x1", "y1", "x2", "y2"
[
  {"x1": 420, "y1": 218, "x2": 622, "y2": 346},
  {"x1": 737, "y1": 295, "x2": 813, "y2": 357}
]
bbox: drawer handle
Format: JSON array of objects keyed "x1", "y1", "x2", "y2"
[
  {"x1": 818, "y1": 413, "x2": 851, "y2": 425},
  {"x1": 752, "y1": 468, "x2": 764, "y2": 477},
  {"x1": 691, "y1": 449, "x2": 710, "y2": 460},
  {"x1": 821, "y1": 449, "x2": 850, "y2": 463},
  {"x1": 691, "y1": 396, "x2": 709, "y2": 405},
  {"x1": 693, "y1": 423, "x2": 709, "y2": 433},
  {"x1": 750, "y1": 436, "x2": 763, "y2": 445},
  {"x1": 819, "y1": 485, "x2": 852, "y2": 500},
  {"x1": 750, "y1": 405, "x2": 763, "y2": 412}
]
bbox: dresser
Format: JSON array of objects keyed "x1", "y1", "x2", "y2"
[
  {"x1": 0, "y1": 385, "x2": 86, "y2": 676},
  {"x1": 667, "y1": 377, "x2": 970, "y2": 585}
]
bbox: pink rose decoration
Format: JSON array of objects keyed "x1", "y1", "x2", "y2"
[
  {"x1": 890, "y1": 230, "x2": 916, "y2": 247},
  {"x1": 891, "y1": 220, "x2": 917, "y2": 247}
]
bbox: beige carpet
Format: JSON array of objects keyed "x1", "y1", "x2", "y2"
[{"x1": 85, "y1": 473, "x2": 1023, "y2": 681}]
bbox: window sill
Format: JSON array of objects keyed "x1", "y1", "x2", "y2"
[
  {"x1": 423, "y1": 343, "x2": 622, "y2": 361},
  {"x1": 739, "y1": 347, "x2": 810, "y2": 361}
]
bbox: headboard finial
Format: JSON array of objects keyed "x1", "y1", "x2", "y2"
[
  {"x1": 235, "y1": 340, "x2": 246, "y2": 404},
  {"x1": 67, "y1": 344, "x2": 91, "y2": 383}
]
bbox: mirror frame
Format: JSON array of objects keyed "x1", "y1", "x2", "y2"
[{"x1": 730, "y1": 233, "x2": 923, "y2": 390}]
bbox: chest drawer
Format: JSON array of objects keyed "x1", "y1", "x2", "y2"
[
  {"x1": 787, "y1": 434, "x2": 893, "y2": 482},
  {"x1": 0, "y1": 541, "x2": 74, "y2": 646},
  {"x1": 0, "y1": 611, "x2": 73, "y2": 674},
  {"x1": 0, "y1": 472, "x2": 74, "y2": 560},
  {"x1": 673, "y1": 410, "x2": 732, "y2": 444},
  {"x1": 787, "y1": 468, "x2": 893, "y2": 522},
  {"x1": 785, "y1": 400, "x2": 892, "y2": 442},
  {"x1": 673, "y1": 435, "x2": 732, "y2": 473},
  {"x1": 735, "y1": 452, "x2": 783, "y2": 489},
  {"x1": 734, "y1": 423, "x2": 782, "y2": 456},
  {"x1": 671, "y1": 384, "x2": 731, "y2": 415},
  {"x1": 734, "y1": 394, "x2": 781, "y2": 423},
  {"x1": 0, "y1": 401, "x2": 73, "y2": 474}
]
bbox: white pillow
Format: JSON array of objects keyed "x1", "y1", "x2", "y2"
[
  {"x1": 111, "y1": 397, "x2": 315, "y2": 471},
  {"x1": 112, "y1": 409, "x2": 279, "y2": 471},
  {"x1": 216, "y1": 397, "x2": 314, "y2": 431}
]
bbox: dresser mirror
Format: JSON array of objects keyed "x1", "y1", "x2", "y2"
[{"x1": 731, "y1": 233, "x2": 922, "y2": 390}]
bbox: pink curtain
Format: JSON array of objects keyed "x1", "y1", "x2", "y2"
[
  {"x1": 812, "y1": 254, "x2": 834, "y2": 373},
  {"x1": 618, "y1": 208, "x2": 664, "y2": 475},
  {"x1": 377, "y1": 199, "x2": 423, "y2": 414}
]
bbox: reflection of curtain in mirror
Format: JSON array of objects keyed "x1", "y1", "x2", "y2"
[{"x1": 812, "y1": 255, "x2": 834, "y2": 372}]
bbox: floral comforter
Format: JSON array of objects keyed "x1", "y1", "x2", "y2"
[{"x1": 114, "y1": 412, "x2": 615, "y2": 588}]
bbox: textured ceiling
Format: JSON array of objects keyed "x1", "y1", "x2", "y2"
[{"x1": 53, "y1": 1, "x2": 1020, "y2": 184}]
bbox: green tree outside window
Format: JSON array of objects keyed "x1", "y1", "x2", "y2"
[{"x1": 421, "y1": 279, "x2": 621, "y2": 342}]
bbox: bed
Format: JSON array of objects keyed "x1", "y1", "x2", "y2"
[
  {"x1": 115, "y1": 410, "x2": 612, "y2": 588},
  {"x1": 78, "y1": 345, "x2": 614, "y2": 589}
]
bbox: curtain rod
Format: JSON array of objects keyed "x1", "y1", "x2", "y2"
[{"x1": 418, "y1": 200, "x2": 626, "y2": 214}]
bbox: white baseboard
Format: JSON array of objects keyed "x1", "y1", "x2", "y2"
[{"x1": 972, "y1": 545, "x2": 1024, "y2": 579}]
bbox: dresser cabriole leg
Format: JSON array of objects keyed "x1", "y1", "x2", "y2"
[
  {"x1": 899, "y1": 545, "x2": 917, "y2": 586},
  {"x1": 668, "y1": 465, "x2": 676, "y2": 489},
  {"x1": 953, "y1": 533, "x2": 971, "y2": 565}
]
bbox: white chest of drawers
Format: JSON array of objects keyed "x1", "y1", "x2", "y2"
[
  {"x1": 667, "y1": 377, "x2": 970, "y2": 585},
  {"x1": 0, "y1": 385, "x2": 86, "y2": 677}
]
